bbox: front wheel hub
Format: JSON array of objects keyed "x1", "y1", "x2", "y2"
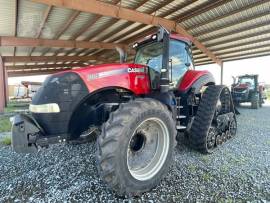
[{"x1": 127, "y1": 118, "x2": 170, "y2": 181}]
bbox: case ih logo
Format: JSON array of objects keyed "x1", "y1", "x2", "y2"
[{"x1": 128, "y1": 67, "x2": 145, "y2": 73}]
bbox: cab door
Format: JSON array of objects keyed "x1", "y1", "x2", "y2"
[{"x1": 169, "y1": 40, "x2": 193, "y2": 89}]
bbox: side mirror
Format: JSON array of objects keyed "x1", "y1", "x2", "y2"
[{"x1": 232, "y1": 76, "x2": 236, "y2": 84}]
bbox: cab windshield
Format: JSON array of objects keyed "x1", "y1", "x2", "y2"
[
  {"x1": 134, "y1": 40, "x2": 192, "y2": 88},
  {"x1": 238, "y1": 77, "x2": 255, "y2": 88},
  {"x1": 134, "y1": 42, "x2": 163, "y2": 73}
]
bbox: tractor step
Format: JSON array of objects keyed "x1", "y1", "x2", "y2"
[
  {"x1": 176, "y1": 115, "x2": 186, "y2": 119},
  {"x1": 176, "y1": 125, "x2": 186, "y2": 130}
]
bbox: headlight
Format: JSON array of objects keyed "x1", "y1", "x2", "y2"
[{"x1": 29, "y1": 103, "x2": 60, "y2": 113}]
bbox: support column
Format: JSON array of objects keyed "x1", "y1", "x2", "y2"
[
  {"x1": 4, "y1": 64, "x2": 9, "y2": 105},
  {"x1": 0, "y1": 56, "x2": 6, "y2": 113},
  {"x1": 220, "y1": 62, "x2": 224, "y2": 85}
]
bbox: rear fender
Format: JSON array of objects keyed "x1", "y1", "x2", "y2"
[
  {"x1": 191, "y1": 74, "x2": 215, "y2": 94},
  {"x1": 179, "y1": 70, "x2": 215, "y2": 94}
]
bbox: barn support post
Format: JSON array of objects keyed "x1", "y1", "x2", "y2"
[
  {"x1": 4, "y1": 64, "x2": 9, "y2": 105},
  {"x1": 220, "y1": 62, "x2": 224, "y2": 85},
  {"x1": 0, "y1": 56, "x2": 7, "y2": 113}
]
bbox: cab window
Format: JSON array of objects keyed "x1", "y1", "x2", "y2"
[{"x1": 169, "y1": 40, "x2": 190, "y2": 87}]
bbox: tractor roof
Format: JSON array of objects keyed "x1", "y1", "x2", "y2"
[
  {"x1": 133, "y1": 32, "x2": 192, "y2": 49},
  {"x1": 238, "y1": 74, "x2": 258, "y2": 78},
  {"x1": 170, "y1": 33, "x2": 192, "y2": 45}
]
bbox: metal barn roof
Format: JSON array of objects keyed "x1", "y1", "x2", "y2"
[{"x1": 0, "y1": 0, "x2": 270, "y2": 76}]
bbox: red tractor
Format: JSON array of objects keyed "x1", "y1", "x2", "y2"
[
  {"x1": 12, "y1": 28, "x2": 237, "y2": 196},
  {"x1": 231, "y1": 74, "x2": 266, "y2": 109}
]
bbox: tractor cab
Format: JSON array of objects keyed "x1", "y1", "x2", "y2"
[{"x1": 133, "y1": 28, "x2": 194, "y2": 92}]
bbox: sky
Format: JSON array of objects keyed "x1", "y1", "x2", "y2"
[{"x1": 8, "y1": 55, "x2": 270, "y2": 86}]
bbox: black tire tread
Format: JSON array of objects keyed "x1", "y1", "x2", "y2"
[{"x1": 96, "y1": 98, "x2": 176, "y2": 196}]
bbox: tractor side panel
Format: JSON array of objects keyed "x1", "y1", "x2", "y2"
[
  {"x1": 178, "y1": 70, "x2": 215, "y2": 93},
  {"x1": 70, "y1": 64, "x2": 151, "y2": 95}
]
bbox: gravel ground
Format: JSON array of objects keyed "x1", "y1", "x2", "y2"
[{"x1": 0, "y1": 103, "x2": 270, "y2": 202}]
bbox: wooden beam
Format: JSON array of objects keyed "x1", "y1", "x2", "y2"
[
  {"x1": 3, "y1": 55, "x2": 111, "y2": 63},
  {"x1": 61, "y1": 0, "x2": 121, "y2": 57},
  {"x1": 104, "y1": 1, "x2": 198, "y2": 45},
  {"x1": 80, "y1": 0, "x2": 178, "y2": 57},
  {"x1": 0, "y1": 36, "x2": 128, "y2": 50},
  {"x1": 6, "y1": 63, "x2": 86, "y2": 71},
  {"x1": 32, "y1": 0, "x2": 222, "y2": 65},
  {"x1": 0, "y1": 57, "x2": 6, "y2": 112},
  {"x1": 8, "y1": 69, "x2": 70, "y2": 77},
  {"x1": 159, "y1": 0, "x2": 199, "y2": 20}
]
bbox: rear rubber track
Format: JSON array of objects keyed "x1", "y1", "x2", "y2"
[{"x1": 189, "y1": 85, "x2": 234, "y2": 154}]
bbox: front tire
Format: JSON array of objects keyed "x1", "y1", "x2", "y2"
[
  {"x1": 96, "y1": 98, "x2": 176, "y2": 196},
  {"x1": 251, "y1": 93, "x2": 259, "y2": 109}
]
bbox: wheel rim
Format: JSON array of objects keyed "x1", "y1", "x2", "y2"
[
  {"x1": 127, "y1": 117, "x2": 170, "y2": 181},
  {"x1": 216, "y1": 134, "x2": 222, "y2": 146},
  {"x1": 229, "y1": 119, "x2": 237, "y2": 137}
]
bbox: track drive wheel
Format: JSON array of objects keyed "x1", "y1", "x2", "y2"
[{"x1": 96, "y1": 98, "x2": 176, "y2": 196}]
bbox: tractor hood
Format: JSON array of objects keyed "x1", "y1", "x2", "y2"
[
  {"x1": 233, "y1": 83, "x2": 249, "y2": 90},
  {"x1": 67, "y1": 63, "x2": 150, "y2": 94},
  {"x1": 30, "y1": 63, "x2": 150, "y2": 136}
]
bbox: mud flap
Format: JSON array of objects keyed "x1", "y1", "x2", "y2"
[{"x1": 12, "y1": 114, "x2": 40, "y2": 153}]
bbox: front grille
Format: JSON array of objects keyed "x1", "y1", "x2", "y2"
[{"x1": 31, "y1": 72, "x2": 88, "y2": 136}]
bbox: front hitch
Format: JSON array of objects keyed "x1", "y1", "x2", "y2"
[{"x1": 11, "y1": 114, "x2": 42, "y2": 153}]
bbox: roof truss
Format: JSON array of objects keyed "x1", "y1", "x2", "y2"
[{"x1": 31, "y1": 0, "x2": 222, "y2": 65}]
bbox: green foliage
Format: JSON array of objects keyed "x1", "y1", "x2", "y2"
[
  {"x1": 202, "y1": 172, "x2": 211, "y2": 181},
  {"x1": 4, "y1": 104, "x2": 16, "y2": 113},
  {"x1": 187, "y1": 164, "x2": 197, "y2": 173},
  {"x1": 0, "y1": 117, "x2": 12, "y2": 133},
  {"x1": 1, "y1": 136, "x2": 11, "y2": 145},
  {"x1": 266, "y1": 90, "x2": 270, "y2": 100}
]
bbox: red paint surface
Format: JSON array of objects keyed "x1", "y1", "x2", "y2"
[
  {"x1": 178, "y1": 70, "x2": 210, "y2": 92},
  {"x1": 234, "y1": 83, "x2": 249, "y2": 89},
  {"x1": 56, "y1": 65, "x2": 210, "y2": 95},
  {"x1": 69, "y1": 63, "x2": 151, "y2": 95}
]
